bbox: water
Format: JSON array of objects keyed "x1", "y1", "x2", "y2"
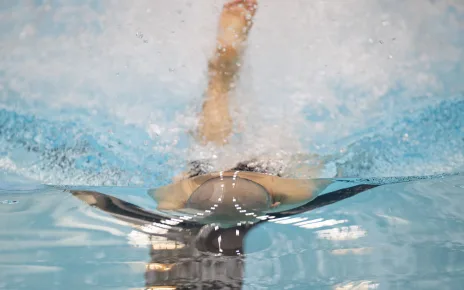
[
  {"x1": 1, "y1": 0, "x2": 464, "y2": 289},
  {"x1": 1, "y1": 173, "x2": 464, "y2": 289}
]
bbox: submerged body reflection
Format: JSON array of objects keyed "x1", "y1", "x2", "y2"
[{"x1": 71, "y1": 181, "x2": 377, "y2": 289}]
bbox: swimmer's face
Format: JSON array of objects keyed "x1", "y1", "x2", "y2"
[{"x1": 187, "y1": 176, "x2": 271, "y2": 224}]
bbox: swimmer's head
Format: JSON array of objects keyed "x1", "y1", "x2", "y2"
[{"x1": 186, "y1": 176, "x2": 271, "y2": 224}]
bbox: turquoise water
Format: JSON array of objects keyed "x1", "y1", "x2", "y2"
[
  {"x1": 1, "y1": 173, "x2": 464, "y2": 289},
  {"x1": 1, "y1": 0, "x2": 464, "y2": 289}
]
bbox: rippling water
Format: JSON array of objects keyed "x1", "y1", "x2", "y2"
[
  {"x1": 1, "y1": 0, "x2": 464, "y2": 289},
  {"x1": 1, "y1": 173, "x2": 464, "y2": 289}
]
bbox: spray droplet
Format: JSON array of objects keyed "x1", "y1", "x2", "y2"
[{"x1": 1, "y1": 200, "x2": 19, "y2": 205}]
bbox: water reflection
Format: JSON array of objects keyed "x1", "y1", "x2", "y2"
[{"x1": 70, "y1": 182, "x2": 377, "y2": 289}]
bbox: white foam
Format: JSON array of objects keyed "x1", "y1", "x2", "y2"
[{"x1": 0, "y1": 1, "x2": 462, "y2": 184}]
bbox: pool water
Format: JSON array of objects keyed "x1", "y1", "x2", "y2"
[
  {"x1": 1, "y1": 0, "x2": 464, "y2": 289},
  {"x1": 1, "y1": 173, "x2": 464, "y2": 289}
]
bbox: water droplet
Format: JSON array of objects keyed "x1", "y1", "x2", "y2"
[{"x1": 1, "y1": 200, "x2": 19, "y2": 205}]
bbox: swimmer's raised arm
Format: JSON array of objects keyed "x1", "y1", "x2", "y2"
[{"x1": 198, "y1": 0, "x2": 257, "y2": 145}]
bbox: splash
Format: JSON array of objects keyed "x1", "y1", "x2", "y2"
[{"x1": 0, "y1": 0, "x2": 463, "y2": 185}]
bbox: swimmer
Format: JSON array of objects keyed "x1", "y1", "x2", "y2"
[{"x1": 150, "y1": 0, "x2": 332, "y2": 222}]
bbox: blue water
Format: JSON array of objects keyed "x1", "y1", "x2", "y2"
[
  {"x1": 1, "y1": 173, "x2": 464, "y2": 289},
  {"x1": 1, "y1": 0, "x2": 464, "y2": 289}
]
